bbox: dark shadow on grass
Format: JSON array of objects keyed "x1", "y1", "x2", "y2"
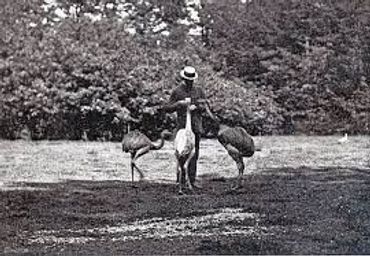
[{"x1": 1, "y1": 166, "x2": 370, "y2": 254}]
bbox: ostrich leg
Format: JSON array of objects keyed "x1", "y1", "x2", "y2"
[
  {"x1": 130, "y1": 146, "x2": 150, "y2": 184},
  {"x1": 234, "y1": 156, "x2": 245, "y2": 189},
  {"x1": 178, "y1": 150, "x2": 195, "y2": 194},
  {"x1": 184, "y1": 151, "x2": 195, "y2": 191},
  {"x1": 130, "y1": 152, "x2": 135, "y2": 184},
  {"x1": 225, "y1": 144, "x2": 245, "y2": 189},
  {"x1": 178, "y1": 162, "x2": 184, "y2": 195}
]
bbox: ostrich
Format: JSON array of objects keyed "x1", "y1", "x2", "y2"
[
  {"x1": 204, "y1": 103, "x2": 256, "y2": 189},
  {"x1": 122, "y1": 129, "x2": 169, "y2": 185},
  {"x1": 174, "y1": 98, "x2": 195, "y2": 194}
]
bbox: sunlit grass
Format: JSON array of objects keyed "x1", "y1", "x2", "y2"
[{"x1": 0, "y1": 136, "x2": 369, "y2": 189}]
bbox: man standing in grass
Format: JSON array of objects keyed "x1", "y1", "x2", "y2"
[{"x1": 164, "y1": 66, "x2": 207, "y2": 188}]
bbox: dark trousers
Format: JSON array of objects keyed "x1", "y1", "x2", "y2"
[{"x1": 188, "y1": 133, "x2": 200, "y2": 185}]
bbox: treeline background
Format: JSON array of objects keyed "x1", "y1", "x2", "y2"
[{"x1": 1, "y1": 0, "x2": 369, "y2": 140}]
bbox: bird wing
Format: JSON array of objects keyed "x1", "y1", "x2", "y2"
[
  {"x1": 338, "y1": 137, "x2": 348, "y2": 143},
  {"x1": 174, "y1": 129, "x2": 195, "y2": 157},
  {"x1": 122, "y1": 131, "x2": 150, "y2": 152},
  {"x1": 218, "y1": 127, "x2": 254, "y2": 156}
]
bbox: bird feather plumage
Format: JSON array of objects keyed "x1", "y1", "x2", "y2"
[
  {"x1": 122, "y1": 129, "x2": 169, "y2": 184},
  {"x1": 174, "y1": 129, "x2": 195, "y2": 158},
  {"x1": 337, "y1": 133, "x2": 348, "y2": 144},
  {"x1": 122, "y1": 130, "x2": 166, "y2": 153},
  {"x1": 174, "y1": 98, "x2": 195, "y2": 193},
  {"x1": 218, "y1": 126, "x2": 255, "y2": 157}
]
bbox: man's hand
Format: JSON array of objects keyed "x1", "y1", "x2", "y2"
[
  {"x1": 189, "y1": 105, "x2": 197, "y2": 111},
  {"x1": 177, "y1": 99, "x2": 191, "y2": 107}
]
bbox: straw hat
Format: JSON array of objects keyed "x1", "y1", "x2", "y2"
[{"x1": 180, "y1": 66, "x2": 198, "y2": 81}]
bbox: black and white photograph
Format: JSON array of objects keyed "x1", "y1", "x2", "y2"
[{"x1": 1, "y1": 0, "x2": 370, "y2": 254}]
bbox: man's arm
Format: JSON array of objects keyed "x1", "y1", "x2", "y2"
[
  {"x1": 162, "y1": 89, "x2": 187, "y2": 112},
  {"x1": 190, "y1": 88, "x2": 217, "y2": 120},
  {"x1": 191, "y1": 88, "x2": 207, "y2": 112}
]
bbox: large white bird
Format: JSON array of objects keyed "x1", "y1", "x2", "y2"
[
  {"x1": 337, "y1": 133, "x2": 348, "y2": 144},
  {"x1": 174, "y1": 98, "x2": 195, "y2": 194}
]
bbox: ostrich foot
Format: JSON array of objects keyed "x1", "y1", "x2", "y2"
[
  {"x1": 186, "y1": 180, "x2": 194, "y2": 190},
  {"x1": 138, "y1": 173, "x2": 145, "y2": 180}
]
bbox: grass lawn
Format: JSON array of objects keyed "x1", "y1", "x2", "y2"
[{"x1": 0, "y1": 136, "x2": 369, "y2": 254}]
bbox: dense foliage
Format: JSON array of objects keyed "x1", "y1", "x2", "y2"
[
  {"x1": 201, "y1": 0, "x2": 370, "y2": 135},
  {"x1": 0, "y1": 0, "x2": 369, "y2": 140}
]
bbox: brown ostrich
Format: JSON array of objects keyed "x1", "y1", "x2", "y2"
[
  {"x1": 122, "y1": 129, "x2": 170, "y2": 185},
  {"x1": 204, "y1": 102, "x2": 256, "y2": 189}
]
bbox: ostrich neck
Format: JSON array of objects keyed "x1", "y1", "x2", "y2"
[
  {"x1": 151, "y1": 137, "x2": 165, "y2": 150},
  {"x1": 185, "y1": 107, "x2": 192, "y2": 132},
  {"x1": 217, "y1": 123, "x2": 229, "y2": 135}
]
